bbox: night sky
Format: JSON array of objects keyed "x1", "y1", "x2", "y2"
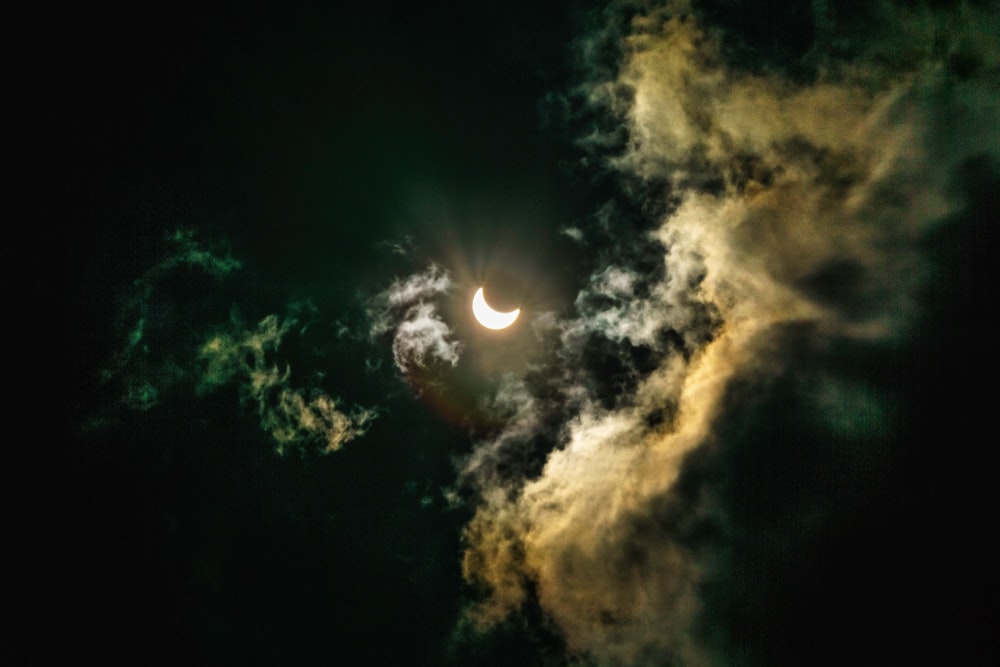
[{"x1": 12, "y1": 1, "x2": 1000, "y2": 665}]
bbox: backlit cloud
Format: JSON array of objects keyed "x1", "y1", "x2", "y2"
[
  {"x1": 369, "y1": 263, "x2": 462, "y2": 377},
  {"x1": 456, "y1": 1, "x2": 1000, "y2": 664}
]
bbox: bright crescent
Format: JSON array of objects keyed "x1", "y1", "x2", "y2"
[{"x1": 472, "y1": 287, "x2": 520, "y2": 330}]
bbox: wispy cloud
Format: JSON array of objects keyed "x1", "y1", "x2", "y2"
[
  {"x1": 98, "y1": 229, "x2": 242, "y2": 411},
  {"x1": 369, "y1": 263, "x2": 462, "y2": 377},
  {"x1": 199, "y1": 311, "x2": 376, "y2": 455},
  {"x1": 94, "y1": 231, "x2": 375, "y2": 455}
]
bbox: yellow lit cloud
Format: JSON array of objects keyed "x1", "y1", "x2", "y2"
[{"x1": 457, "y1": 2, "x2": 1000, "y2": 664}]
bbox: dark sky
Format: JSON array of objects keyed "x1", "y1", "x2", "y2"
[{"x1": 12, "y1": 1, "x2": 1000, "y2": 665}]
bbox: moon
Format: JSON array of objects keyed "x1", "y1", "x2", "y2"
[{"x1": 472, "y1": 287, "x2": 520, "y2": 330}]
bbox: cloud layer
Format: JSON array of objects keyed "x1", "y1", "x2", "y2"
[{"x1": 457, "y1": 1, "x2": 1000, "y2": 664}]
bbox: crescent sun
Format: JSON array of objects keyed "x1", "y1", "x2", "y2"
[{"x1": 472, "y1": 287, "x2": 520, "y2": 330}]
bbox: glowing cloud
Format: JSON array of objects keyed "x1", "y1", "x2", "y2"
[
  {"x1": 456, "y1": 1, "x2": 1000, "y2": 664},
  {"x1": 370, "y1": 263, "x2": 462, "y2": 375}
]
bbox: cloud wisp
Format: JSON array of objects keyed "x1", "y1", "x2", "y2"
[
  {"x1": 96, "y1": 230, "x2": 376, "y2": 455},
  {"x1": 455, "y1": 1, "x2": 1000, "y2": 664},
  {"x1": 369, "y1": 263, "x2": 463, "y2": 378},
  {"x1": 198, "y1": 310, "x2": 377, "y2": 455},
  {"x1": 98, "y1": 229, "x2": 243, "y2": 413}
]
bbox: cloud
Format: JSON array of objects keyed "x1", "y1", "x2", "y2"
[
  {"x1": 456, "y1": 1, "x2": 1000, "y2": 664},
  {"x1": 560, "y1": 226, "x2": 586, "y2": 243},
  {"x1": 198, "y1": 311, "x2": 377, "y2": 455},
  {"x1": 154, "y1": 228, "x2": 243, "y2": 278},
  {"x1": 98, "y1": 229, "x2": 242, "y2": 411},
  {"x1": 95, "y1": 231, "x2": 376, "y2": 455},
  {"x1": 369, "y1": 263, "x2": 462, "y2": 377}
]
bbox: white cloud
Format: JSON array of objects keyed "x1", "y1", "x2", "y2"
[{"x1": 370, "y1": 264, "x2": 462, "y2": 377}]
